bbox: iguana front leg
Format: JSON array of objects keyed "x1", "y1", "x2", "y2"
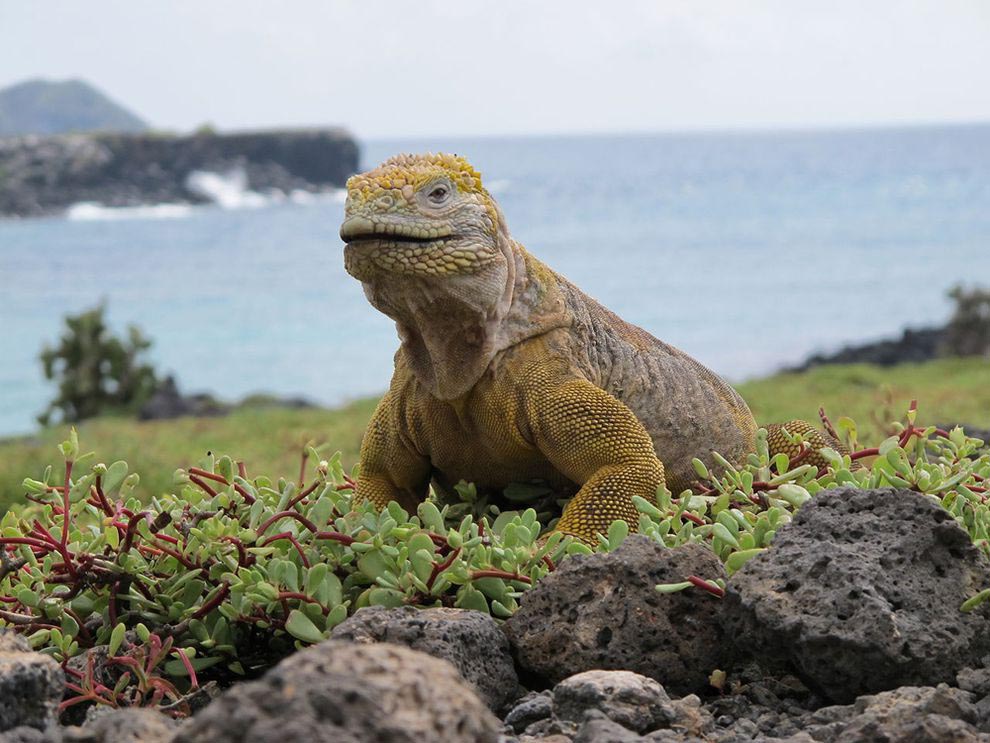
[
  {"x1": 354, "y1": 390, "x2": 431, "y2": 513},
  {"x1": 524, "y1": 375, "x2": 666, "y2": 543}
]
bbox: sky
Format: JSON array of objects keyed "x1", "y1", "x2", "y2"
[{"x1": 1, "y1": 1, "x2": 989, "y2": 139}]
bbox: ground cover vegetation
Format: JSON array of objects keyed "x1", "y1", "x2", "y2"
[{"x1": 1, "y1": 400, "x2": 988, "y2": 717}]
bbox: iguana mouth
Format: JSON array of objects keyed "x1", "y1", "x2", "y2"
[{"x1": 340, "y1": 215, "x2": 454, "y2": 244}]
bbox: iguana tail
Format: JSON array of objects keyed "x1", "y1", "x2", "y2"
[{"x1": 765, "y1": 419, "x2": 850, "y2": 472}]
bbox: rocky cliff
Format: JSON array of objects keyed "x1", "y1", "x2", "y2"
[{"x1": 0, "y1": 128, "x2": 359, "y2": 217}]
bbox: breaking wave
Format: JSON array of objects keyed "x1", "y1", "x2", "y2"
[
  {"x1": 66, "y1": 168, "x2": 345, "y2": 222},
  {"x1": 66, "y1": 202, "x2": 194, "y2": 221}
]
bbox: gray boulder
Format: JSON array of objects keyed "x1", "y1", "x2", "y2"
[
  {"x1": 803, "y1": 684, "x2": 989, "y2": 742},
  {"x1": 552, "y1": 671, "x2": 672, "y2": 734},
  {"x1": 504, "y1": 537, "x2": 725, "y2": 695},
  {"x1": 330, "y1": 605, "x2": 519, "y2": 710},
  {"x1": 504, "y1": 691, "x2": 554, "y2": 734},
  {"x1": 0, "y1": 630, "x2": 64, "y2": 732},
  {"x1": 173, "y1": 640, "x2": 500, "y2": 743},
  {"x1": 722, "y1": 487, "x2": 990, "y2": 703}
]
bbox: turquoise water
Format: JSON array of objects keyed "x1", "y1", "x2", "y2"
[{"x1": 1, "y1": 125, "x2": 989, "y2": 436}]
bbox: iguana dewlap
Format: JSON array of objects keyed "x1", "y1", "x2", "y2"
[{"x1": 341, "y1": 153, "x2": 825, "y2": 542}]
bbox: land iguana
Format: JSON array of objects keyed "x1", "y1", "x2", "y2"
[{"x1": 340, "y1": 153, "x2": 837, "y2": 543}]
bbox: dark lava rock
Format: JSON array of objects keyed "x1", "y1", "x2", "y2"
[
  {"x1": 552, "y1": 671, "x2": 672, "y2": 734},
  {"x1": 802, "y1": 684, "x2": 989, "y2": 742},
  {"x1": 789, "y1": 326, "x2": 943, "y2": 371},
  {"x1": 722, "y1": 487, "x2": 990, "y2": 703},
  {"x1": 138, "y1": 376, "x2": 228, "y2": 421},
  {"x1": 504, "y1": 691, "x2": 554, "y2": 734},
  {"x1": 173, "y1": 640, "x2": 500, "y2": 743},
  {"x1": 0, "y1": 630, "x2": 64, "y2": 733},
  {"x1": 504, "y1": 537, "x2": 725, "y2": 695},
  {"x1": 330, "y1": 605, "x2": 519, "y2": 711}
]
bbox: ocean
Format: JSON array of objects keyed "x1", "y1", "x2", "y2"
[{"x1": 1, "y1": 125, "x2": 988, "y2": 437}]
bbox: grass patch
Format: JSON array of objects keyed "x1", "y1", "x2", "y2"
[
  {"x1": 0, "y1": 399, "x2": 377, "y2": 514},
  {"x1": 1, "y1": 358, "x2": 987, "y2": 514},
  {"x1": 738, "y1": 358, "x2": 990, "y2": 441}
]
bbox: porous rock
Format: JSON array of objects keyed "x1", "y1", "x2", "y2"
[
  {"x1": 173, "y1": 640, "x2": 500, "y2": 743},
  {"x1": 330, "y1": 605, "x2": 518, "y2": 710},
  {"x1": 504, "y1": 691, "x2": 554, "y2": 734},
  {"x1": 0, "y1": 629, "x2": 64, "y2": 733},
  {"x1": 722, "y1": 487, "x2": 990, "y2": 703},
  {"x1": 504, "y1": 537, "x2": 725, "y2": 695},
  {"x1": 802, "y1": 684, "x2": 989, "y2": 742},
  {"x1": 572, "y1": 710, "x2": 643, "y2": 742},
  {"x1": 552, "y1": 670, "x2": 672, "y2": 734}
]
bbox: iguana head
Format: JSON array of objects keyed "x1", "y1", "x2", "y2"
[
  {"x1": 340, "y1": 152, "x2": 504, "y2": 281},
  {"x1": 340, "y1": 153, "x2": 568, "y2": 399}
]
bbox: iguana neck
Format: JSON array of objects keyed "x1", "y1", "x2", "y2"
[{"x1": 395, "y1": 240, "x2": 570, "y2": 400}]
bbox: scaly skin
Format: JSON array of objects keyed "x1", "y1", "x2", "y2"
[{"x1": 341, "y1": 153, "x2": 839, "y2": 542}]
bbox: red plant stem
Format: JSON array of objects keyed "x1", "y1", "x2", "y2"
[
  {"x1": 186, "y1": 467, "x2": 255, "y2": 504},
  {"x1": 192, "y1": 583, "x2": 230, "y2": 619},
  {"x1": 92, "y1": 476, "x2": 114, "y2": 516},
  {"x1": 0, "y1": 536, "x2": 52, "y2": 551},
  {"x1": 788, "y1": 444, "x2": 812, "y2": 468},
  {"x1": 220, "y1": 536, "x2": 255, "y2": 566},
  {"x1": 426, "y1": 548, "x2": 461, "y2": 591},
  {"x1": 470, "y1": 569, "x2": 532, "y2": 584},
  {"x1": 259, "y1": 532, "x2": 311, "y2": 567},
  {"x1": 187, "y1": 468, "x2": 227, "y2": 485},
  {"x1": 849, "y1": 447, "x2": 880, "y2": 462},
  {"x1": 150, "y1": 539, "x2": 198, "y2": 569},
  {"x1": 680, "y1": 511, "x2": 706, "y2": 526},
  {"x1": 257, "y1": 511, "x2": 319, "y2": 536},
  {"x1": 237, "y1": 461, "x2": 248, "y2": 479},
  {"x1": 188, "y1": 475, "x2": 218, "y2": 497},
  {"x1": 315, "y1": 531, "x2": 356, "y2": 546},
  {"x1": 0, "y1": 608, "x2": 35, "y2": 624},
  {"x1": 819, "y1": 406, "x2": 840, "y2": 441},
  {"x1": 31, "y1": 520, "x2": 61, "y2": 546},
  {"x1": 285, "y1": 481, "x2": 320, "y2": 511},
  {"x1": 59, "y1": 460, "x2": 74, "y2": 575},
  {"x1": 276, "y1": 591, "x2": 329, "y2": 616},
  {"x1": 122, "y1": 512, "x2": 149, "y2": 552},
  {"x1": 173, "y1": 649, "x2": 199, "y2": 689},
  {"x1": 299, "y1": 451, "x2": 308, "y2": 490},
  {"x1": 542, "y1": 554, "x2": 555, "y2": 571},
  {"x1": 687, "y1": 575, "x2": 725, "y2": 598}
]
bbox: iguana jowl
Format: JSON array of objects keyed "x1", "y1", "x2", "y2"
[{"x1": 341, "y1": 153, "x2": 829, "y2": 542}]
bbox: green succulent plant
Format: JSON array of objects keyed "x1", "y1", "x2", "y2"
[{"x1": 2, "y1": 402, "x2": 988, "y2": 716}]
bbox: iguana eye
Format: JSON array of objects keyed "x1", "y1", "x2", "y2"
[{"x1": 427, "y1": 184, "x2": 450, "y2": 205}]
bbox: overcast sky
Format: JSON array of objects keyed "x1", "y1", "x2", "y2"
[{"x1": 1, "y1": 1, "x2": 988, "y2": 139}]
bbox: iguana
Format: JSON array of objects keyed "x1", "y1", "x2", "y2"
[{"x1": 340, "y1": 153, "x2": 837, "y2": 543}]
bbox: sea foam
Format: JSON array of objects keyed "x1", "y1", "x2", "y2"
[{"x1": 65, "y1": 168, "x2": 346, "y2": 221}]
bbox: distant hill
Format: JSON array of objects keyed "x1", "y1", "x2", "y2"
[{"x1": 0, "y1": 79, "x2": 148, "y2": 137}]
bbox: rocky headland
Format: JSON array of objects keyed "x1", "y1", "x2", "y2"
[{"x1": 0, "y1": 128, "x2": 359, "y2": 218}]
